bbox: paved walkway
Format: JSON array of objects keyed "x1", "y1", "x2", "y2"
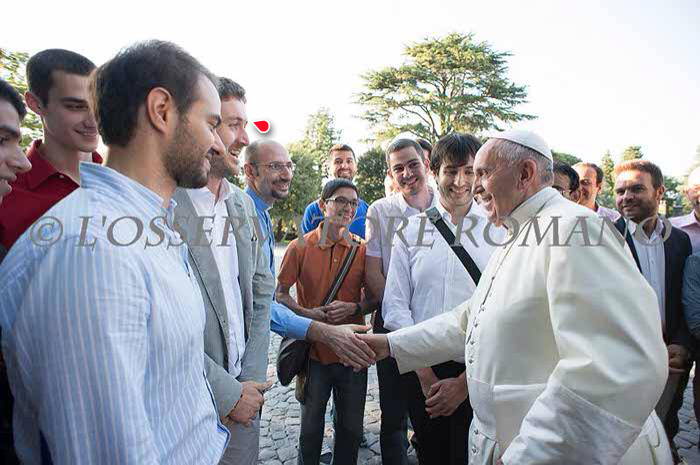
[{"x1": 261, "y1": 246, "x2": 700, "y2": 464}]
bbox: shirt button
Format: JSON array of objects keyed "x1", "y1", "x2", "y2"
[
  {"x1": 474, "y1": 428, "x2": 479, "y2": 435},
  {"x1": 474, "y1": 319, "x2": 479, "y2": 327},
  {"x1": 472, "y1": 445, "x2": 478, "y2": 454},
  {"x1": 58, "y1": 174, "x2": 65, "y2": 179},
  {"x1": 469, "y1": 339, "x2": 475, "y2": 345},
  {"x1": 468, "y1": 357, "x2": 474, "y2": 364}
]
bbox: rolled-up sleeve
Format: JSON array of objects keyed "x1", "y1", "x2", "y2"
[{"x1": 683, "y1": 254, "x2": 700, "y2": 339}]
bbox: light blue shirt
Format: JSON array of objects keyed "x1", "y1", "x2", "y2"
[
  {"x1": 245, "y1": 186, "x2": 311, "y2": 340},
  {"x1": 0, "y1": 163, "x2": 228, "y2": 464}
]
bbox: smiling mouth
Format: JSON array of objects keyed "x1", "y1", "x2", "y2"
[{"x1": 77, "y1": 130, "x2": 97, "y2": 137}]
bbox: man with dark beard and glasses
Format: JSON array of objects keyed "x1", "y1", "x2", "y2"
[
  {"x1": 0, "y1": 41, "x2": 230, "y2": 464},
  {"x1": 173, "y1": 77, "x2": 273, "y2": 465},
  {"x1": 613, "y1": 160, "x2": 692, "y2": 464}
]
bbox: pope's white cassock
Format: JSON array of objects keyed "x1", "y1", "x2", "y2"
[{"x1": 387, "y1": 187, "x2": 672, "y2": 464}]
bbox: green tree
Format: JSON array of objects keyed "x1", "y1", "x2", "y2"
[
  {"x1": 287, "y1": 107, "x2": 342, "y2": 173},
  {"x1": 598, "y1": 150, "x2": 616, "y2": 208},
  {"x1": 355, "y1": 147, "x2": 387, "y2": 205},
  {"x1": 621, "y1": 145, "x2": 644, "y2": 161},
  {"x1": 0, "y1": 48, "x2": 43, "y2": 147},
  {"x1": 551, "y1": 151, "x2": 581, "y2": 166},
  {"x1": 356, "y1": 32, "x2": 534, "y2": 142},
  {"x1": 270, "y1": 108, "x2": 341, "y2": 237}
]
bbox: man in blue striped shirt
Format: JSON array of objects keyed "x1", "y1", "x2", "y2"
[{"x1": 0, "y1": 41, "x2": 229, "y2": 464}]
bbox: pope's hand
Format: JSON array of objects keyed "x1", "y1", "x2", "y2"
[{"x1": 356, "y1": 333, "x2": 391, "y2": 361}]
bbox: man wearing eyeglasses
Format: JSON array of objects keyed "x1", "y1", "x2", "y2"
[
  {"x1": 243, "y1": 141, "x2": 376, "y2": 370},
  {"x1": 573, "y1": 162, "x2": 620, "y2": 221},
  {"x1": 277, "y1": 178, "x2": 377, "y2": 465},
  {"x1": 301, "y1": 144, "x2": 370, "y2": 239},
  {"x1": 552, "y1": 162, "x2": 581, "y2": 202}
]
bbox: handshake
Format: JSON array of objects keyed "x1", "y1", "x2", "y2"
[{"x1": 307, "y1": 322, "x2": 391, "y2": 371}]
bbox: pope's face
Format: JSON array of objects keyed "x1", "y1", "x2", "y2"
[{"x1": 472, "y1": 140, "x2": 523, "y2": 227}]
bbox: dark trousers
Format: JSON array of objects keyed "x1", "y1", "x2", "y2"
[
  {"x1": 660, "y1": 369, "x2": 690, "y2": 463},
  {"x1": 298, "y1": 360, "x2": 367, "y2": 465},
  {"x1": 401, "y1": 361, "x2": 472, "y2": 465},
  {"x1": 374, "y1": 314, "x2": 409, "y2": 465}
]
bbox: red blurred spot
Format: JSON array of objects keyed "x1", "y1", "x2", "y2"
[{"x1": 253, "y1": 120, "x2": 270, "y2": 133}]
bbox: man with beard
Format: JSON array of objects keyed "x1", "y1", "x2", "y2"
[
  {"x1": 302, "y1": 144, "x2": 369, "y2": 238},
  {"x1": 244, "y1": 141, "x2": 375, "y2": 370},
  {"x1": 573, "y1": 161, "x2": 620, "y2": 221},
  {"x1": 0, "y1": 41, "x2": 230, "y2": 464},
  {"x1": 382, "y1": 133, "x2": 500, "y2": 464},
  {"x1": 613, "y1": 160, "x2": 692, "y2": 464},
  {"x1": 0, "y1": 49, "x2": 100, "y2": 257},
  {"x1": 172, "y1": 77, "x2": 272, "y2": 465},
  {"x1": 364, "y1": 138, "x2": 438, "y2": 465},
  {"x1": 359, "y1": 130, "x2": 672, "y2": 464}
]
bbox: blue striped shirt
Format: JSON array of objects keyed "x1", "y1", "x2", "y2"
[{"x1": 0, "y1": 163, "x2": 228, "y2": 464}]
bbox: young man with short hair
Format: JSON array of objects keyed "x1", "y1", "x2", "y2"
[
  {"x1": 0, "y1": 49, "x2": 100, "y2": 252},
  {"x1": 364, "y1": 138, "x2": 438, "y2": 465},
  {"x1": 614, "y1": 159, "x2": 692, "y2": 464},
  {"x1": 553, "y1": 161, "x2": 581, "y2": 202},
  {"x1": 0, "y1": 78, "x2": 32, "y2": 465},
  {"x1": 173, "y1": 77, "x2": 271, "y2": 465},
  {"x1": 0, "y1": 40, "x2": 230, "y2": 464},
  {"x1": 277, "y1": 178, "x2": 376, "y2": 465},
  {"x1": 383, "y1": 133, "x2": 501, "y2": 464},
  {"x1": 301, "y1": 144, "x2": 369, "y2": 238}
]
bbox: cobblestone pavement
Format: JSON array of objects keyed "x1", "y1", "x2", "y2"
[{"x1": 261, "y1": 246, "x2": 700, "y2": 464}]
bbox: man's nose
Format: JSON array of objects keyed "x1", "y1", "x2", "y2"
[{"x1": 238, "y1": 128, "x2": 249, "y2": 147}]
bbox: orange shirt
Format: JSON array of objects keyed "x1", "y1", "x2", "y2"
[{"x1": 278, "y1": 224, "x2": 366, "y2": 364}]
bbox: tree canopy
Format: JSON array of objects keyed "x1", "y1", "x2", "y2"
[
  {"x1": 356, "y1": 32, "x2": 534, "y2": 142},
  {"x1": 355, "y1": 147, "x2": 387, "y2": 205},
  {"x1": 0, "y1": 48, "x2": 42, "y2": 147}
]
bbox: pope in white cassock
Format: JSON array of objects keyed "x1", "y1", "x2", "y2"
[{"x1": 360, "y1": 130, "x2": 672, "y2": 464}]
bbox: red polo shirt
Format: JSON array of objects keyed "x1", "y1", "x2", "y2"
[{"x1": 0, "y1": 139, "x2": 103, "y2": 251}]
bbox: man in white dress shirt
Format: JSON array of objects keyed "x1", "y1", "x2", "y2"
[
  {"x1": 361, "y1": 129, "x2": 672, "y2": 464},
  {"x1": 364, "y1": 138, "x2": 438, "y2": 465},
  {"x1": 383, "y1": 133, "x2": 501, "y2": 464}
]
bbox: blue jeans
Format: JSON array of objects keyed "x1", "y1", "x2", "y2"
[{"x1": 297, "y1": 360, "x2": 367, "y2": 465}]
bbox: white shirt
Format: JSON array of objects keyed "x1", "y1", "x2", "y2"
[
  {"x1": 628, "y1": 216, "x2": 666, "y2": 327},
  {"x1": 188, "y1": 180, "x2": 246, "y2": 377},
  {"x1": 382, "y1": 198, "x2": 502, "y2": 331},
  {"x1": 595, "y1": 204, "x2": 621, "y2": 222},
  {"x1": 366, "y1": 188, "x2": 439, "y2": 276}
]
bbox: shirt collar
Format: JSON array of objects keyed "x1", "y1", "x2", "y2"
[
  {"x1": 80, "y1": 162, "x2": 176, "y2": 220},
  {"x1": 674, "y1": 211, "x2": 700, "y2": 228},
  {"x1": 627, "y1": 215, "x2": 665, "y2": 239},
  {"x1": 313, "y1": 221, "x2": 354, "y2": 250},
  {"x1": 435, "y1": 196, "x2": 480, "y2": 222},
  {"x1": 25, "y1": 139, "x2": 103, "y2": 190},
  {"x1": 393, "y1": 186, "x2": 437, "y2": 215},
  {"x1": 245, "y1": 186, "x2": 271, "y2": 212},
  {"x1": 189, "y1": 178, "x2": 233, "y2": 206},
  {"x1": 508, "y1": 187, "x2": 559, "y2": 229}
]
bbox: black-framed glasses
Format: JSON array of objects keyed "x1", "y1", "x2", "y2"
[
  {"x1": 326, "y1": 196, "x2": 359, "y2": 209},
  {"x1": 252, "y1": 162, "x2": 296, "y2": 173}
]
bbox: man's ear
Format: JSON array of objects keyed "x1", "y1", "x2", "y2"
[
  {"x1": 145, "y1": 87, "x2": 176, "y2": 136},
  {"x1": 656, "y1": 185, "x2": 666, "y2": 203},
  {"x1": 24, "y1": 91, "x2": 44, "y2": 116},
  {"x1": 520, "y1": 159, "x2": 538, "y2": 186}
]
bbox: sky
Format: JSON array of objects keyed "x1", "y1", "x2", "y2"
[{"x1": 3, "y1": 0, "x2": 699, "y2": 176}]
